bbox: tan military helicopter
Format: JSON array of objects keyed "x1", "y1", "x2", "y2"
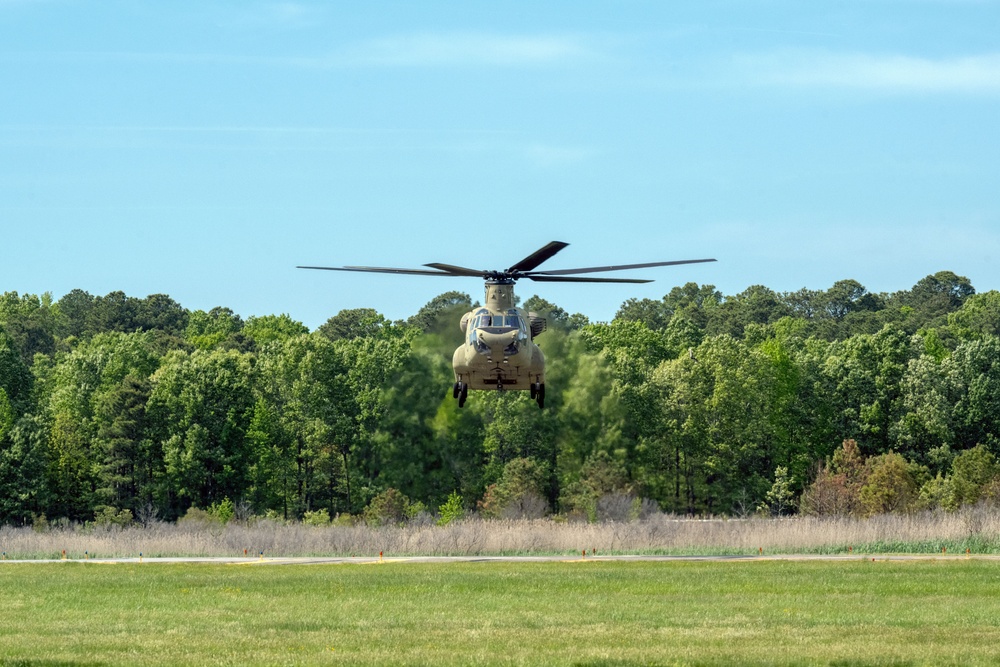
[{"x1": 299, "y1": 241, "x2": 714, "y2": 409}]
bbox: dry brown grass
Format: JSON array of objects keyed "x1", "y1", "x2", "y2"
[{"x1": 3, "y1": 508, "x2": 999, "y2": 559}]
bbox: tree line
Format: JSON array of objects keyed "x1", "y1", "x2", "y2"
[{"x1": 2, "y1": 271, "x2": 999, "y2": 526}]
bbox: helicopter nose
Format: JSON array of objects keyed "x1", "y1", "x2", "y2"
[{"x1": 477, "y1": 330, "x2": 519, "y2": 357}]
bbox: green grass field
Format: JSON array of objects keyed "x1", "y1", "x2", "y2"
[{"x1": 2, "y1": 560, "x2": 1000, "y2": 666}]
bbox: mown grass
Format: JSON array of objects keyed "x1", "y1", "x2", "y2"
[{"x1": 2, "y1": 560, "x2": 1000, "y2": 666}]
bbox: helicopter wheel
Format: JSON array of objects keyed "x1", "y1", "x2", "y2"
[
  {"x1": 458, "y1": 382, "x2": 469, "y2": 408},
  {"x1": 535, "y1": 383, "x2": 545, "y2": 409},
  {"x1": 530, "y1": 382, "x2": 537, "y2": 400},
  {"x1": 453, "y1": 382, "x2": 461, "y2": 399}
]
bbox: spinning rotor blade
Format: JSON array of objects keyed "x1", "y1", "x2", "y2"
[
  {"x1": 527, "y1": 275, "x2": 653, "y2": 284},
  {"x1": 297, "y1": 265, "x2": 459, "y2": 277},
  {"x1": 424, "y1": 263, "x2": 488, "y2": 277},
  {"x1": 507, "y1": 241, "x2": 570, "y2": 273},
  {"x1": 529, "y1": 258, "x2": 717, "y2": 277}
]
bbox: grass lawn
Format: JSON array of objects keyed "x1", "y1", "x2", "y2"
[{"x1": 2, "y1": 559, "x2": 1000, "y2": 666}]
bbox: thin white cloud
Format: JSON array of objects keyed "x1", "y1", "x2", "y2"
[
  {"x1": 212, "y1": 2, "x2": 323, "y2": 29},
  {"x1": 738, "y1": 50, "x2": 1000, "y2": 93},
  {"x1": 523, "y1": 144, "x2": 596, "y2": 168},
  {"x1": 2, "y1": 32, "x2": 594, "y2": 69},
  {"x1": 329, "y1": 33, "x2": 593, "y2": 68}
]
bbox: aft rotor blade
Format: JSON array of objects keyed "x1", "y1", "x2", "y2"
[
  {"x1": 527, "y1": 275, "x2": 653, "y2": 284},
  {"x1": 297, "y1": 265, "x2": 459, "y2": 277},
  {"x1": 507, "y1": 241, "x2": 570, "y2": 273},
  {"x1": 529, "y1": 258, "x2": 717, "y2": 277},
  {"x1": 424, "y1": 263, "x2": 487, "y2": 277}
]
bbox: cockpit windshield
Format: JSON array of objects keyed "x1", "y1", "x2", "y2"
[
  {"x1": 467, "y1": 309, "x2": 529, "y2": 346},
  {"x1": 472, "y1": 314, "x2": 521, "y2": 329}
]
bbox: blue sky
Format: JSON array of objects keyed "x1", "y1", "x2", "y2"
[{"x1": 2, "y1": 1, "x2": 998, "y2": 328}]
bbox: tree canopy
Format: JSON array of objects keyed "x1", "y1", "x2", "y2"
[{"x1": 2, "y1": 273, "x2": 999, "y2": 525}]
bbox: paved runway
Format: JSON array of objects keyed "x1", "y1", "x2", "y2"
[{"x1": 4, "y1": 553, "x2": 999, "y2": 565}]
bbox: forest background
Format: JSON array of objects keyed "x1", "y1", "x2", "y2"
[{"x1": 2, "y1": 270, "x2": 1000, "y2": 528}]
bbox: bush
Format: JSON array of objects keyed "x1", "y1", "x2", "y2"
[
  {"x1": 92, "y1": 507, "x2": 135, "y2": 528},
  {"x1": 950, "y1": 445, "x2": 999, "y2": 507},
  {"x1": 858, "y1": 453, "x2": 919, "y2": 516},
  {"x1": 757, "y1": 466, "x2": 796, "y2": 517},
  {"x1": 302, "y1": 509, "x2": 331, "y2": 526},
  {"x1": 178, "y1": 506, "x2": 219, "y2": 527},
  {"x1": 560, "y1": 451, "x2": 632, "y2": 522},
  {"x1": 363, "y1": 488, "x2": 413, "y2": 527},
  {"x1": 918, "y1": 474, "x2": 956, "y2": 511},
  {"x1": 478, "y1": 458, "x2": 550, "y2": 519},
  {"x1": 437, "y1": 492, "x2": 465, "y2": 526},
  {"x1": 208, "y1": 498, "x2": 235, "y2": 524}
]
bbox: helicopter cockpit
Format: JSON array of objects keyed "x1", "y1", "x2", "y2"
[{"x1": 467, "y1": 308, "x2": 529, "y2": 354}]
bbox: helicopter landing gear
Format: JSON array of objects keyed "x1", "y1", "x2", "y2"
[
  {"x1": 453, "y1": 382, "x2": 461, "y2": 399},
  {"x1": 456, "y1": 381, "x2": 469, "y2": 408},
  {"x1": 532, "y1": 382, "x2": 545, "y2": 409}
]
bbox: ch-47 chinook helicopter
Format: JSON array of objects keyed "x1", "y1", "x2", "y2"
[{"x1": 298, "y1": 241, "x2": 714, "y2": 409}]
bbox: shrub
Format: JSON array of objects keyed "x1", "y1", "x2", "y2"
[
  {"x1": 560, "y1": 451, "x2": 633, "y2": 521},
  {"x1": 178, "y1": 506, "x2": 219, "y2": 527},
  {"x1": 858, "y1": 453, "x2": 919, "y2": 516},
  {"x1": 92, "y1": 506, "x2": 135, "y2": 528},
  {"x1": 950, "y1": 445, "x2": 999, "y2": 507},
  {"x1": 918, "y1": 474, "x2": 956, "y2": 511},
  {"x1": 437, "y1": 492, "x2": 465, "y2": 526},
  {"x1": 363, "y1": 488, "x2": 412, "y2": 527},
  {"x1": 800, "y1": 440, "x2": 866, "y2": 516},
  {"x1": 208, "y1": 498, "x2": 235, "y2": 524},
  {"x1": 757, "y1": 466, "x2": 796, "y2": 516},
  {"x1": 302, "y1": 509, "x2": 331, "y2": 526},
  {"x1": 478, "y1": 457, "x2": 550, "y2": 519}
]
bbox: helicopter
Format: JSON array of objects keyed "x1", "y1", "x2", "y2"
[{"x1": 298, "y1": 241, "x2": 715, "y2": 409}]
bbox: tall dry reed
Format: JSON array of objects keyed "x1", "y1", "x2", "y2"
[{"x1": 2, "y1": 509, "x2": 999, "y2": 559}]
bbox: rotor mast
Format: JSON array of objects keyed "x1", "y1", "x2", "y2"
[{"x1": 485, "y1": 279, "x2": 517, "y2": 311}]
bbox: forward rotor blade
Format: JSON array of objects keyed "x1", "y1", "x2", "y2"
[
  {"x1": 297, "y1": 265, "x2": 459, "y2": 277},
  {"x1": 507, "y1": 241, "x2": 570, "y2": 273},
  {"x1": 424, "y1": 263, "x2": 487, "y2": 277},
  {"x1": 529, "y1": 258, "x2": 717, "y2": 277},
  {"x1": 526, "y1": 275, "x2": 653, "y2": 284}
]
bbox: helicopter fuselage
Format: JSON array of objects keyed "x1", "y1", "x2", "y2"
[
  {"x1": 297, "y1": 240, "x2": 715, "y2": 411},
  {"x1": 453, "y1": 281, "x2": 545, "y2": 393}
]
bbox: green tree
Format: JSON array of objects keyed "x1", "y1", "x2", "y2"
[
  {"x1": 0, "y1": 292, "x2": 57, "y2": 362},
  {"x1": 891, "y1": 352, "x2": 960, "y2": 467},
  {"x1": 363, "y1": 487, "x2": 413, "y2": 526},
  {"x1": 317, "y1": 308, "x2": 383, "y2": 342},
  {"x1": 858, "y1": 452, "x2": 919, "y2": 516},
  {"x1": 560, "y1": 450, "x2": 632, "y2": 521},
  {"x1": 407, "y1": 292, "x2": 474, "y2": 336},
  {"x1": 148, "y1": 348, "x2": 256, "y2": 515},
  {"x1": 94, "y1": 375, "x2": 152, "y2": 513},
  {"x1": 758, "y1": 466, "x2": 796, "y2": 516},
  {"x1": 949, "y1": 445, "x2": 998, "y2": 507},
  {"x1": 951, "y1": 337, "x2": 1000, "y2": 451},
  {"x1": 0, "y1": 326, "x2": 33, "y2": 412},
  {"x1": 0, "y1": 412, "x2": 52, "y2": 523},
  {"x1": 822, "y1": 326, "x2": 911, "y2": 453},
  {"x1": 242, "y1": 314, "x2": 309, "y2": 347},
  {"x1": 949, "y1": 291, "x2": 1000, "y2": 341},
  {"x1": 437, "y1": 491, "x2": 465, "y2": 526},
  {"x1": 478, "y1": 457, "x2": 549, "y2": 519},
  {"x1": 185, "y1": 307, "x2": 244, "y2": 350}
]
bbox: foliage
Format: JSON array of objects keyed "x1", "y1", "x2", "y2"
[
  {"x1": 437, "y1": 491, "x2": 465, "y2": 526},
  {"x1": 757, "y1": 466, "x2": 796, "y2": 516},
  {"x1": 302, "y1": 508, "x2": 331, "y2": 526},
  {"x1": 2, "y1": 272, "x2": 998, "y2": 525},
  {"x1": 478, "y1": 457, "x2": 549, "y2": 519},
  {"x1": 363, "y1": 487, "x2": 414, "y2": 526}
]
